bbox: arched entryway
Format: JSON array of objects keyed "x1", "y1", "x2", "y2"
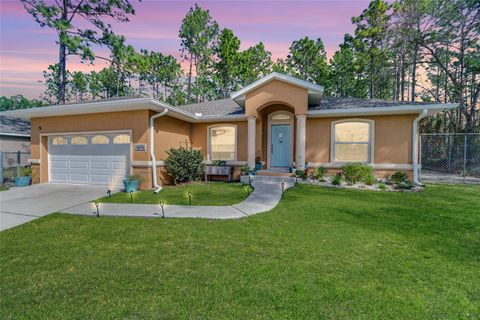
[{"x1": 267, "y1": 110, "x2": 294, "y2": 168}]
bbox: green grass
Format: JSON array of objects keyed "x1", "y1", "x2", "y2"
[
  {"x1": 0, "y1": 185, "x2": 9, "y2": 191},
  {"x1": 1, "y1": 184, "x2": 479, "y2": 319},
  {"x1": 97, "y1": 182, "x2": 250, "y2": 206}
]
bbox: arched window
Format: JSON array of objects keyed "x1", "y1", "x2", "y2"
[
  {"x1": 92, "y1": 135, "x2": 109, "y2": 144},
  {"x1": 71, "y1": 136, "x2": 88, "y2": 145},
  {"x1": 208, "y1": 125, "x2": 236, "y2": 161},
  {"x1": 113, "y1": 134, "x2": 130, "y2": 144},
  {"x1": 51, "y1": 136, "x2": 68, "y2": 145},
  {"x1": 332, "y1": 120, "x2": 373, "y2": 163}
]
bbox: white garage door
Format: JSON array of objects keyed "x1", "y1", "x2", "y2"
[{"x1": 48, "y1": 133, "x2": 131, "y2": 186}]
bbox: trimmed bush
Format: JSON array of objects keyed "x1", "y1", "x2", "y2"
[
  {"x1": 332, "y1": 173, "x2": 342, "y2": 185},
  {"x1": 391, "y1": 171, "x2": 408, "y2": 184},
  {"x1": 164, "y1": 144, "x2": 204, "y2": 184},
  {"x1": 314, "y1": 166, "x2": 327, "y2": 180},
  {"x1": 341, "y1": 163, "x2": 374, "y2": 185}
]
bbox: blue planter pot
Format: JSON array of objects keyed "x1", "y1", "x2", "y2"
[
  {"x1": 15, "y1": 176, "x2": 32, "y2": 187},
  {"x1": 255, "y1": 163, "x2": 262, "y2": 171},
  {"x1": 123, "y1": 180, "x2": 139, "y2": 193}
]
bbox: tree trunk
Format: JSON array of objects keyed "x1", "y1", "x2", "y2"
[
  {"x1": 369, "y1": 54, "x2": 375, "y2": 99},
  {"x1": 411, "y1": 44, "x2": 418, "y2": 102},
  {"x1": 400, "y1": 53, "x2": 405, "y2": 101},
  {"x1": 187, "y1": 53, "x2": 193, "y2": 102},
  {"x1": 58, "y1": 0, "x2": 68, "y2": 104}
]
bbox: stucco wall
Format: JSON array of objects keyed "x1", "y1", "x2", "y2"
[
  {"x1": 305, "y1": 114, "x2": 416, "y2": 165},
  {"x1": 245, "y1": 80, "x2": 308, "y2": 117},
  {"x1": 151, "y1": 112, "x2": 192, "y2": 161}
]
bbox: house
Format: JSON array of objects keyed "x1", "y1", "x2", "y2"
[
  {"x1": 0, "y1": 73, "x2": 457, "y2": 189},
  {"x1": 0, "y1": 116, "x2": 31, "y2": 172}
]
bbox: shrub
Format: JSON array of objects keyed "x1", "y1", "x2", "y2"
[
  {"x1": 314, "y1": 166, "x2": 327, "y2": 180},
  {"x1": 332, "y1": 173, "x2": 342, "y2": 185},
  {"x1": 164, "y1": 144, "x2": 204, "y2": 184},
  {"x1": 240, "y1": 165, "x2": 251, "y2": 175},
  {"x1": 212, "y1": 160, "x2": 226, "y2": 166},
  {"x1": 19, "y1": 167, "x2": 32, "y2": 177},
  {"x1": 295, "y1": 169, "x2": 306, "y2": 179},
  {"x1": 124, "y1": 174, "x2": 144, "y2": 182},
  {"x1": 341, "y1": 163, "x2": 374, "y2": 185},
  {"x1": 364, "y1": 174, "x2": 376, "y2": 185},
  {"x1": 378, "y1": 182, "x2": 387, "y2": 191},
  {"x1": 391, "y1": 171, "x2": 408, "y2": 184},
  {"x1": 395, "y1": 180, "x2": 413, "y2": 190}
]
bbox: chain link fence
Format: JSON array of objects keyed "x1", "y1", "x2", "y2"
[
  {"x1": 0, "y1": 151, "x2": 31, "y2": 185},
  {"x1": 420, "y1": 133, "x2": 480, "y2": 184}
]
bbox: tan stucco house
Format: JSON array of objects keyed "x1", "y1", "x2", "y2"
[{"x1": 1, "y1": 73, "x2": 457, "y2": 189}]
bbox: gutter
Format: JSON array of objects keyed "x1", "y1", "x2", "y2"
[
  {"x1": 149, "y1": 108, "x2": 168, "y2": 193},
  {"x1": 412, "y1": 109, "x2": 428, "y2": 186}
]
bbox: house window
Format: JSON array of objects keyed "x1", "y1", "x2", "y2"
[
  {"x1": 113, "y1": 134, "x2": 130, "y2": 144},
  {"x1": 333, "y1": 120, "x2": 373, "y2": 163},
  {"x1": 92, "y1": 135, "x2": 109, "y2": 144},
  {"x1": 51, "y1": 136, "x2": 68, "y2": 145},
  {"x1": 209, "y1": 125, "x2": 236, "y2": 161},
  {"x1": 71, "y1": 136, "x2": 88, "y2": 145}
]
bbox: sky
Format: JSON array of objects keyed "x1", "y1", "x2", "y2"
[{"x1": 0, "y1": 0, "x2": 371, "y2": 98}]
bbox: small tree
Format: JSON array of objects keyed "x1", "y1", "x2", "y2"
[{"x1": 164, "y1": 144, "x2": 204, "y2": 184}]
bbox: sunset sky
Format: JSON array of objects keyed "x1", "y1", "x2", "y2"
[{"x1": 0, "y1": 0, "x2": 371, "y2": 98}]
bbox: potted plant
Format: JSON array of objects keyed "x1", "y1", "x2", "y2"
[
  {"x1": 15, "y1": 167, "x2": 32, "y2": 187},
  {"x1": 123, "y1": 174, "x2": 143, "y2": 193},
  {"x1": 255, "y1": 154, "x2": 262, "y2": 171}
]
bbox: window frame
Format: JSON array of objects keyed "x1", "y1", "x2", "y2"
[
  {"x1": 113, "y1": 134, "x2": 131, "y2": 144},
  {"x1": 51, "y1": 136, "x2": 68, "y2": 145},
  {"x1": 70, "y1": 136, "x2": 88, "y2": 145},
  {"x1": 91, "y1": 135, "x2": 110, "y2": 145},
  {"x1": 207, "y1": 124, "x2": 238, "y2": 162},
  {"x1": 330, "y1": 119, "x2": 374, "y2": 164}
]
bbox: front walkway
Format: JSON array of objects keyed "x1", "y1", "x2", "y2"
[{"x1": 65, "y1": 177, "x2": 295, "y2": 219}]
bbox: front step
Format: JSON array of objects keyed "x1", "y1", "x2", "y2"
[
  {"x1": 240, "y1": 174, "x2": 296, "y2": 184},
  {"x1": 256, "y1": 170, "x2": 295, "y2": 177}
]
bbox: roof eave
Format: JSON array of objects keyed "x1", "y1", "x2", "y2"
[{"x1": 307, "y1": 103, "x2": 459, "y2": 118}]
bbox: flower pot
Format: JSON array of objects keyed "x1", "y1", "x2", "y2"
[
  {"x1": 123, "y1": 179, "x2": 139, "y2": 193},
  {"x1": 255, "y1": 163, "x2": 262, "y2": 171},
  {"x1": 15, "y1": 176, "x2": 32, "y2": 187}
]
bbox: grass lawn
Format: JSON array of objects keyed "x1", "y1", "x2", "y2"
[
  {"x1": 1, "y1": 184, "x2": 479, "y2": 319},
  {"x1": 97, "y1": 182, "x2": 250, "y2": 206}
]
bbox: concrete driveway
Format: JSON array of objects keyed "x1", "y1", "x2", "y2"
[{"x1": 0, "y1": 184, "x2": 108, "y2": 231}]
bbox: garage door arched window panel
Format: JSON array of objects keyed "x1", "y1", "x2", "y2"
[
  {"x1": 51, "y1": 136, "x2": 68, "y2": 145},
  {"x1": 208, "y1": 125, "x2": 237, "y2": 161},
  {"x1": 332, "y1": 120, "x2": 374, "y2": 163},
  {"x1": 71, "y1": 136, "x2": 88, "y2": 145},
  {"x1": 92, "y1": 135, "x2": 109, "y2": 144},
  {"x1": 113, "y1": 134, "x2": 131, "y2": 144}
]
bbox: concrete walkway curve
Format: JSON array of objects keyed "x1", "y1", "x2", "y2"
[{"x1": 65, "y1": 177, "x2": 295, "y2": 219}]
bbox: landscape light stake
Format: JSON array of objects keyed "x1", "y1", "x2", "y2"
[
  {"x1": 188, "y1": 191, "x2": 192, "y2": 206},
  {"x1": 107, "y1": 189, "x2": 111, "y2": 198},
  {"x1": 94, "y1": 201, "x2": 99, "y2": 218},
  {"x1": 159, "y1": 201, "x2": 165, "y2": 218},
  {"x1": 130, "y1": 190, "x2": 133, "y2": 204},
  {"x1": 246, "y1": 185, "x2": 250, "y2": 196},
  {"x1": 281, "y1": 182, "x2": 285, "y2": 197}
]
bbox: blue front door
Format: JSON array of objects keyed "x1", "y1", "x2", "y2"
[{"x1": 271, "y1": 124, "x2": 291, "y2": 167}]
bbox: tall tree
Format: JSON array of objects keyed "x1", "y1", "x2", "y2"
[
  {"x1": 237, "y1": 42, "x2": 272, "y2": 86},
  {"x1": 22, "y1": 0, "x2": 137, "y2": 104},
  {"x1": 215, "y1": 28, "x2": 241, "y2": 97},
  {"x1": 287, "y1": 37, "x2": 329, "y2": 88},
  {"x1": 179, "y1": 4, "x2": 219, "y2": 102},
  {"x1": 352, "y1": 0, "x2": 391, "y2": 99}
]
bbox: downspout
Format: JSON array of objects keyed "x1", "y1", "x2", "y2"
[
  {"x1": 150, "y1": 108, "x2": 168, "y2": 193},
  {"x1": 412, "y1": 109, "x2": 428, "y2": 186}
]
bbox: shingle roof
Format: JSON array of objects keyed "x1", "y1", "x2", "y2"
[
  {"x1": 0, "y1": 116, "x2": 31, "y2": 136},
  {"x1": 309, "y1": 97, "x2": 436, "y2": 111},
  {"x1": 177, "y1": 98, "x2": 244, "y2": 116}
]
